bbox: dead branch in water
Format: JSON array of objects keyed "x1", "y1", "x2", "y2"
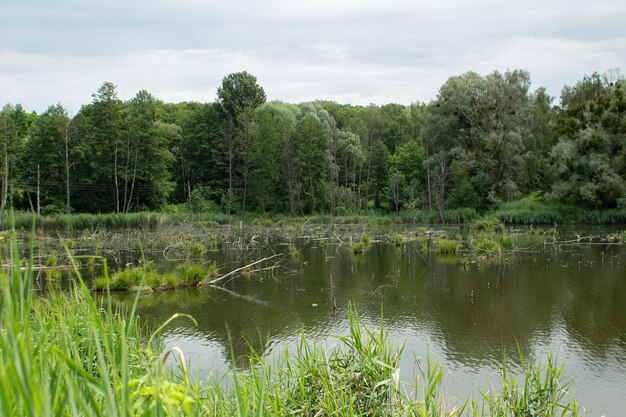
[{"x1": 198, "y1": 254, "x2": 282, "y2": 287}]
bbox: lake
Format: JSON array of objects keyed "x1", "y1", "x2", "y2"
[{"x1": 95, "y1": 225, "x2": 624, "y2": 416}]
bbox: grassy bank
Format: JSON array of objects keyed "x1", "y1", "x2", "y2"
[
  {"x1": 8, "y1": 209, "x2": 478, "y2": 231},
  {"x1": 0, "y1": 237, "x2": 584, "y2": 416},
  {"x1": 6, "y1": 202, "x2": 626, "y2": 234},
  {"x1": 490, "y1": 199, "x2": 626, "y2": 225}
]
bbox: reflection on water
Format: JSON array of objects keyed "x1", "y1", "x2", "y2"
[{"x1": 104, "y1": 228, "x2": 625, "y2": 417}]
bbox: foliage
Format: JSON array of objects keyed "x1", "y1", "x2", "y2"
[
  {"x1": 548, "y1": 75, "x2": 626, "y2": 208},
  {"x1": 1, "y1": 69, "x2": 625, "y2": 222},
  {"x1": 351, "y1": 241, "x2": 365, "y2": 254}
]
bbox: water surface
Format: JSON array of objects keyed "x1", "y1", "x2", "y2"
[{"x1": 105, "y1": 226, "x2": 625, "y2": 417}]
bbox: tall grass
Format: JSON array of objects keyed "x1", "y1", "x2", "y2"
[
  {"x1": 0, "y1": 239, "x2": 203, "y2": 416},
  {"x1": 491, "y1": 198, "x2": 626, "y2": 225},
  {"x1": 11, "y1": 211, "x2": 168, "y2": 230}
]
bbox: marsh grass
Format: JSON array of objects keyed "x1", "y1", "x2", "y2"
[
  {"x1": 11, "y1": 211, "x2": 168, "y2": 231},
  {"x1": 92, "y1": 262, "x2": 218, "y2": 291},
  {"x1": 351, "y1": 242, "x2": 365, "y2": 254},
  {"x1": 492, "y1": 198, "x2": 626, "y2": 225},
  {"x1": 470, "y1": 233, "x2": 503, "y2": 255},
  {"x1": 186, "y1": 241, "x2": 205, "y2": 259},
  {"x1": 435, "y1": 238, "x2": 460, "y2": 255},
  {"x1": 473, "y1": 348, "x2": 582, "y2": 417},
  {"x1": 0, "y1": 238, "x2": 205, "y2": 417},
  {"x1": 471, "y1": 218, "x2": 504, "y2": 234},
  {"x1": 391, "y1": 232, "x2": 405, "y2": 246}
]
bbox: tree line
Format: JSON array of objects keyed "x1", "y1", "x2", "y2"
[{"x1": 0, "y1": 69, "x2": 624, "y2": 216}]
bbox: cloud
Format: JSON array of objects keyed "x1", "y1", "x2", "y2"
[{"x1": 1, "y1": 0, "x2": 625, "y2": 112}]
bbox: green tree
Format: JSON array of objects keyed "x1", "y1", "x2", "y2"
[
  {"x1": 293, "y1": 114, "x2": 329, "y2": 213},
  {"x1": 215, "y1": 71, "x2": 266, "y2": 214},
  {"x1": 370, "y1": 140, "x2": 389, "y2": 209},
  {"x1": 21, "y1": 104, "x2": 70, "y2": 213},
  {"x1": 70, "y1": 82, "x2": 124, "y2": 212},
  {"x1": 249, "y1": 102, "x2": 298, "y2": 212},
  {"x1": 123, "y1": 91, "x2": 175, "y2": 211},
  {"x1": 0, "y1": 104, "x2": 30, "y2": 221},
  {"x1": 549, "y1": 74, "x2": 625, "y2": 208},
  {"x1": 336, "y1": 130, "x2": 363, "y2": 212},
  {"x1": 429, "y1": 70, "x2": 535, "y2": 207},
  {"x1": 445, "y1": 160, "x2": 480, "y2": 209},
  {"x1": 394, "y1": 139, "x2": 424, "y2": 208},
  {"x1": 165, "y1": 102, "x2": 222, "y2": 206}
]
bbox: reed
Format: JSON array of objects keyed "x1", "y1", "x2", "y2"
[
  {"x1": 351, "y1": 242, "x2": 365, "y2": 254},
  {"x1": 435, "y1": 238, "x2": 460, "y2": 255},
  {"x1": 0, "y1": 238, "x2": 203, "y2": 416},
  {"x1": 92, "y1": 262, "x2": 217, "y2": 291},
  {"x1": 470, "y1": 233, "x2": 503, "y2": 255}
]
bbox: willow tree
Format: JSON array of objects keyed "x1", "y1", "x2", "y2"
[
  {"x1": 429, "y1": 70, "x2": 534, "y2": 208},
  {"x1": 549, "y1": 73, "x2": 626, "y2": 208}
]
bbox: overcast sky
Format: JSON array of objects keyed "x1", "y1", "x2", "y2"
[{"x1": 1, "y1": 0, "x2": 625, "y2": 113}]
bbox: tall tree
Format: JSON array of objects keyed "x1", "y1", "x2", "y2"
[
  {"x1": 249, "y1": 102, "x2": 298, "y2": 212},
  {"x1": 0, "y1": 104, "x2": 30, "y2": 222},
  {"x1": 292, "y1": 114, "x2": 329, "y2": 213},
  {"x1": 21, "y1": 104, "x2": 70, "y2": 213},
  {"x1": 123, "y1": 90, "x2": 176, "y2": 211},
  {"x1": 164, "y1": 102, "x2": 222, "y2": 205},
  {"x1": 429, "y1": 70, "x2": 534, "y2": 208},
  {"x1": 215, "y1": 71, "x2": 266, "y2": 214},
  {"x1": 336, "y1": 130, "x2": 363, "y2": 212},
  {"x1": 549, "y1": 73, "x2": 626, "y2": 208},
  {"x1": 370, "y1": 140, "x2": 389, "y2": 209},
  {"x1": 70, "y1": 82, "x2": 125, "y2": 212}
]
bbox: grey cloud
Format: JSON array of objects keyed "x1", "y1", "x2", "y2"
[{"x1": 1, "y1": 0, "x2": 625, "y2": 111}]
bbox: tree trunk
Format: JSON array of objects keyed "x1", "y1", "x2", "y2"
[
  {"x1": 36, "y1": 164, "x2": 40, "y2": 216},
  {"x1": 126, "y1": 150, "x2": 138, "y2": 213},
  {"x1": 64, "y1": 124, "x2": 71, "y2": 214},
  {"x1": 114, "y1": 140, "x2": 120, "y2": 213},
  {"x1": 1, "y1": 140, "x2": 8, "y2": 227}
]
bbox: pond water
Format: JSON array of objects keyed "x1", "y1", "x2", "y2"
[{"x1": 99, "y1": 225, "x2": 625, "y2": 416}]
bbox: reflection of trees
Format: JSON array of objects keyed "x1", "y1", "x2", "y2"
[{"x1": 114, "y1": 241, "x2": 626, "y2": 369}]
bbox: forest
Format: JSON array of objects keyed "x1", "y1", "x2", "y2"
[{"x1": 0, "y1": 69, "x2": 624, "y2": 217}]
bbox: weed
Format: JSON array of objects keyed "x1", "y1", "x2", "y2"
[
  {"x1": 434, "y1": 238, "x2": 460, "y2": 255},
  {"x1": 351, "y1": 242, "x2": 365, "y2": 254},
  {"x1": 187, "y1": 241, "x2": 204, "y2": 259}
]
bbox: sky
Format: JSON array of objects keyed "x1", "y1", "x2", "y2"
[{"x1": 1, "y1": 0, "x2": 625, "y2": 113}]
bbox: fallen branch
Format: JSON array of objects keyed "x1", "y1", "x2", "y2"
[{"x1": 199, "y1": 254, "x2": 282, "y2": 287}]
